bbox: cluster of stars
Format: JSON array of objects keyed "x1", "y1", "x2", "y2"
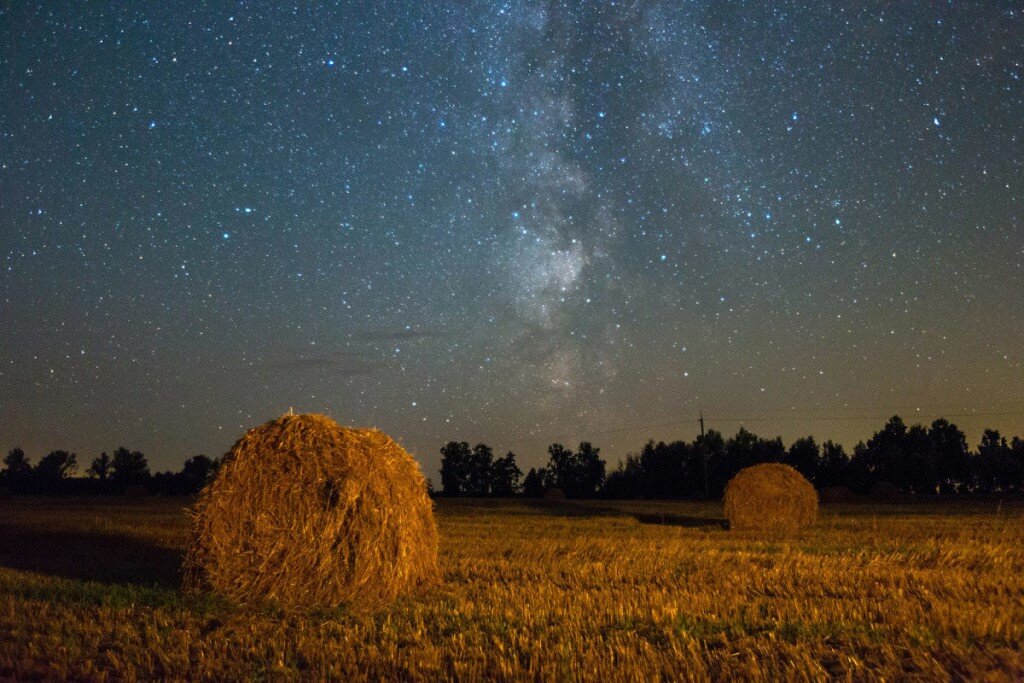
[{"x1": 0, "y1": 1, "x2": 1021, "y2": 472}]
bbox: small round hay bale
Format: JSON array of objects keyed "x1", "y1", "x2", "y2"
[
  {"x1": 122, "y1": 484, "x2": 149, "y2": 498},
  {"x1": 542, "y1": 487, "x2": 566, "y2": 502},
  {"x1": 869, "y1": 481, "x2": 901, "y2": 501},
  {"x1": 183, "y1": 413, "x2": 438, "y2": 610},
  {"x1": 818, "y1": 485, "x2": 856, "y2": 504},
  {"x1": 723, "y1": 463, "x2": 817, "y2": 533}
]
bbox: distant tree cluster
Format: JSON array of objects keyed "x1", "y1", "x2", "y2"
[
  {"x1": 438, "y1": 441, "x2": 607, "y2": 498},
  {"x1": 0, "y1": 447, "x2": 217, "y2": 497},
  {"x1": 439, "y1": 442, "x2": 522, "y2": 496},
  {"x1": 439, "y1": 416, "x2": 1024, "y2": 499},
  {"x1": 4, "y1": 415, "x2": 1022, "y2": 499}
]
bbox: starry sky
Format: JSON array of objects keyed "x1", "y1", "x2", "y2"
[{"x1": 2, "y1": 2, "x2": 1022, "y2": 475}]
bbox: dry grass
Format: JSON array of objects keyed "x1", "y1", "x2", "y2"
[
  {"x1": 0, "y1": 496, "x2": 1022, "y2": 680},
  {"x1": 723, "y1": 463, "x2": 818, "y2": 534},
  {"x1": 184, "y1": 414, "x2": 438, "y2": 610}
]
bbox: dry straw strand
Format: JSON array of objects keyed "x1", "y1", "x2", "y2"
[
  {"x1": 723, "y1": 463, "x2": 818, "y2": 533},
  {"x1": 183, "y1": 413, "x2": 439, "y2": 610}
]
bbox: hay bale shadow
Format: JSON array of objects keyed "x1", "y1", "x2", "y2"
[
  {"x1": 518, "y1": 501, "x2": 727, "y2": 528},
  {"x1": 521, "y1": 500, "x2": 620, "y2": 517},
  {"x1": 632, "y1": 512, "x2": 728, "y2": 529},
  {"x1": 0, "y1": 526, "x2": 182, "y2": 587}
]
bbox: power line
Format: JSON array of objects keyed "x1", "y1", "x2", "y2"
[
  {"x1": 576, "y1": 409, "x2": 1024, "y2": 438},
  {"x1": 707, "y1": 410, "x2": 1024, "y2": 423}
]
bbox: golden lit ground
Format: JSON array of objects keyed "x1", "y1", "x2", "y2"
[{"x1": 0, "y1": 497, "x2": 1022, "y2": 681}]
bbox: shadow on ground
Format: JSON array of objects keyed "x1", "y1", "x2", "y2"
[
  {"x1": 519, "y1": 500, "x2": 624, "y2": 517},
  {"x1": 0, "y1": 526, "x2": 182, "y2": 587},
  {"x1": 631, "y1": 512, "x2": 727, "y2": 528},
  {"x1": 517, "y1": 500, "x2": 727, "y2": 528}
]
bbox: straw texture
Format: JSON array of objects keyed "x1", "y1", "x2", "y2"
[
  {"x1": 723, "y1": 463, "x2": 818, "y2": 533},
  {"x1": 183, "y1": 413, "x2": 438, "y2": 610}
]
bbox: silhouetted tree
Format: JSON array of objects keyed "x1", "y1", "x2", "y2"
[
  {"x1": 466, "y1": 443, "x2": 495, "y2": 496},
  {"x1": 697, "y1": 429, "x2": 728, "y2": 496},
  {"x1": 1011, "y1": 437, "x2": 1024, "y2": 493},
  {"x1": 490, "y1": 451, "x2": 522, "y2": 497},
  {"x1": 522, "y1": 467, "x2": 545, "y2": 498},
  {"x1": 928, "y1": 419, "x2": 969, "y2": 493},
  {"x1": 13, "y1": 410, "x2": 1024, "y2": 499},
  {"x1": 543, "y1": 442, "x2": 605, "y2": 498},
  {"x1": 818, "y1": 440, "x2": 849, "y2": 488},
  {"x1": 1, "y1": 448, "x2": 33, "y2": 493},
  {"x1": 847, "y1": 441, "x2": 872, "y2": 493},
  {"x1": 87, "y1": 452, "x2": 112, "y2": 481},
  {"x1": 726, "y1": 427, "x2": 759, "y2": 474},
  {"x1": 520, "y1": 466, "x2": 544, "y2": 499},
  {"x1": 977, "y1": 429, "x2": 1015, "y2": 493},
  {"x1": 716, "y1": 428, "x2": 787, "y2": 492},
  {"x1": 656, "y1": 441, "x2": 696, "y2": 498},
  {"x1": 629, "y1": 440, "x2": 702, "y2": 498},
  {"x1": 180, "y1": 455, "x2": 215, "y2": 493},
  {"x1": 110, "y1": 447, "x2": 150, "y2": 489},
  {"x1": 903, "y1": 424, "x2": 938, "y2": 494},
  {"x1": 848, "y1": 416, "x2": 950, "y2": 494},
  {"x1": 544, "y1": 443, "x2": 574, "y2": 492},
  {"x1": 439, "y1": 441, "x2": 472, "y2": 496},
  {"x1": 754, "y1": 435, "x2": 786, "y2": 464},
  {"x1": 34, "y1": 450, "x2": 77, "y2": 491},
  {"x1": 149, "y1": 470, "x2": 177, "y2": 494},
  {"x1": 602, "y1": 458, "x2": 640, "y2": 499},
  {"x1": 786, "y1": 436, "x2": 819, "y2": 483},
  {"x1": 854, "y1": 416, "x2": 908, "y2": 490},
  {"x1": 575, "y1": 442, "x2": 605, "y2": 498}
]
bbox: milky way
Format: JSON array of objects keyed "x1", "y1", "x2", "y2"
[{"x1": 1, "y1": 2, "x2": 1022, "y2": 473}]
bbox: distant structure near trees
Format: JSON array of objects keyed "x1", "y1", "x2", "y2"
[
  {"x1": 2, "y1": 415, "x2": 1022, "y2": 498},
  {"x1": 437, "y1": 415, "x2": 1023, "y2": 499}
]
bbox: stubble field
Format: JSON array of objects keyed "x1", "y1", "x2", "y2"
[{"x1": 0, "y1": 496, "x2": 1022, "y2": 680}]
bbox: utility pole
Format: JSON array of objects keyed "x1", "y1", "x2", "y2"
[{"x1": 699, "y1": 411, "x2": 709, "y2": 497}]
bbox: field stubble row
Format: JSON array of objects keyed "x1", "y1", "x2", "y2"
[{"x1": 0, "y1": 497, "x2": 1022, "y2": 680}]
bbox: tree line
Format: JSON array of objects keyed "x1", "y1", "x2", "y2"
[
  {"x1": 0, "y1": 447, "x2": 217, "y2": 496},
  {"x1": 438, "y1": 416, "x2": 1024, "y2": 498},
  {"x1": 3, "y1": 415, "x2": 1022, "y2": 499},
  {"x1": 440, "y1": 441, "x2": 606, "y2": 498}
]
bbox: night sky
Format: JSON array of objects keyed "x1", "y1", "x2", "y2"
[{"x1": 2, "y1": 2, "x2": 1022, "y2": 475}]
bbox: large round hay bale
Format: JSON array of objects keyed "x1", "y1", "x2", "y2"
[
  {"x1": 818, "y1": 485, "x2": 856, "y2": 504},
  {"x1": 723, "y1": 463, "x2": 817, "y2": 533},
  {"x1": 183, "y1": 413, "x2": 439, "y2": 610}
]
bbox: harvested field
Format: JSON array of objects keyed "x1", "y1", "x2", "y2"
[{"x1": 0, "y1": 497, "x2": 1021, "y2": 680}]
